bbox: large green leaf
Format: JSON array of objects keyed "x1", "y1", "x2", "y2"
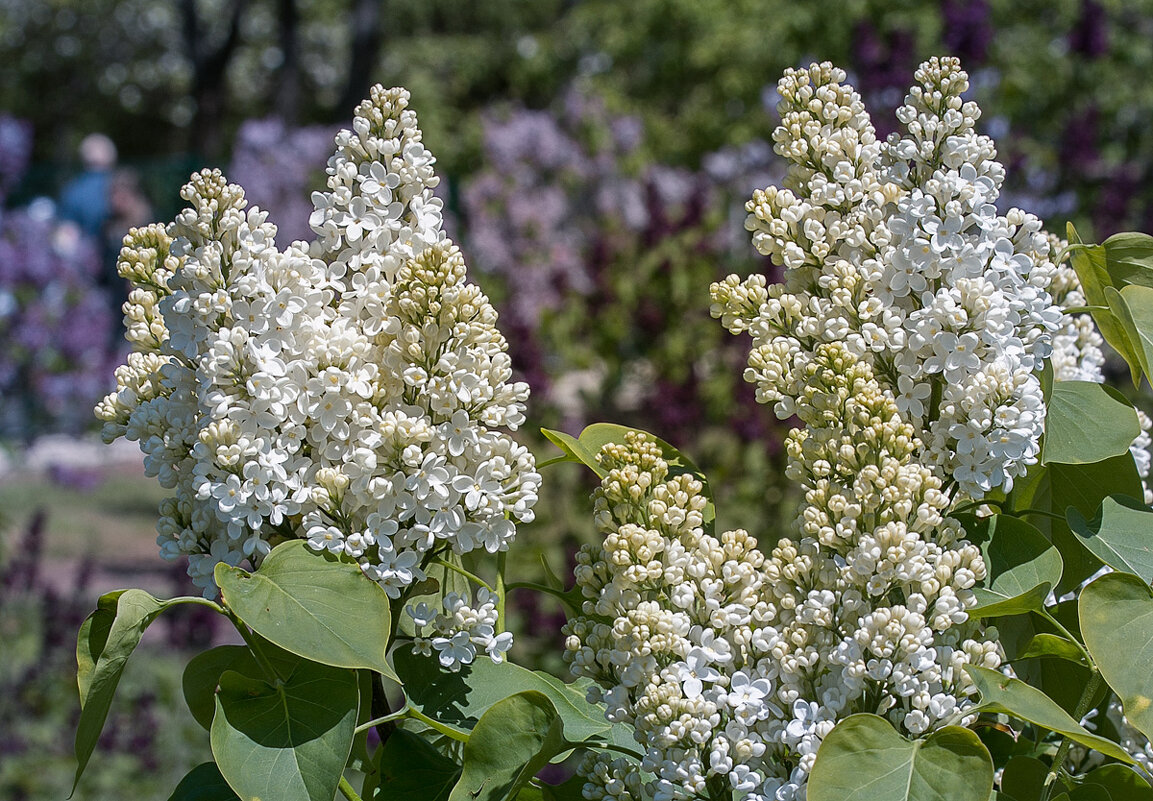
[
  {"x1": 372, "y1": 729, "x2": 460, "y2": 801},
  {"x1": 1042, "y1": 381, "x2": 1139, "y2": 465},
  {"x1": 1049, "y1": 454, "x2": 1143, "y2": 594},
  {"x1": 211, "y1": 659, "x2": 359, "y2": 801},
  {"x1": 75, "y1": 590, "x2": 214, "y2": 790},
  {"x1": 541, "y1": 422, "x2": 713, "y2": 526},
  {"x1": 807, "y1": 714, "x2": 992, "y2": 801},
  {"x1": 1103, "y1": 232, "x2": 1153, "y2": 289},
  {"x1": 1068, "y1": 496, "x2": 1153, "y2": 584},
  {"x1": 1080, "y1": 572, "x2": 1153, "y2": 743},
  {"x1": 394, "y1": 649, "x2": 620, "y2": 744},
  {"x1": 1081, "y1": 764, "x2": 1153, "y2": 799},
  {"x1": 215, "y1": 540, "x2": 398, "y2": 681},
  {"x1": 964, "y1": 666, "x2": 1134, "y2": 763},
  {"x1": 1067, "y1": 223, "x2": 1143, "y2": 386},
  {"x1": 182, "y1": 642, "x2": 302, "y2": 730},
  {"x1": 970, "y1": 516, "x2": 1063, "y2": 618},
  {"x1": 448, "y1": 691, "x2": 568, "y2": 801},
  {"x1": 168, "y1": 762, "x2": 241, "y2": 801}
]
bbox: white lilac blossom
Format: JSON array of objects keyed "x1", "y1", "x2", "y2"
[
  {"x1": 700, "y1": 58, "x2": 1038, "y2": 799},
  {"x1": 95, "y1": 87, "x2": 540, "y2": 626},
  {"x1": 564, "y1": 432, "x2": 785, "y2": 801},
  {"x1": 406, "y1": 587, "x2": 512, "y2": 671},
  {"x1": 715, "y1": 57, "x2": 1062, "y2": 498}
]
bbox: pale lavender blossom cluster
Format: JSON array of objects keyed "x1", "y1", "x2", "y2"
[
  {"x1": 1, "y1": 117, "x2": 118, "y2": 437},
  {"x1": 95, "y1": 85, "x2": 540, "y2": 660},
  {"x1": 227, "y1": 117, "x2": 339, "y2": 245}
]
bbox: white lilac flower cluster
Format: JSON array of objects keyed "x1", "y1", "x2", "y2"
[
  {"x1": 715, "y1": 57, "x2": 1062, "y2": 498},
  {"x1": 95, "y1": 87, "x2": 540, "y2": 623},
  {"x1": 691, "y1": 58, "x2": 1046, "y2": 799},
  {"x1": 564, "y1": 432, "x2": 784, "y2": 801},
  {"x1": 406, "y1": 587, "x2": 512, "y2": 671}
]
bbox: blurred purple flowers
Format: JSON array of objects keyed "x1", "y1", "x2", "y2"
[
  {"x1": 0, "y1": 117, "x2": 119, "y2": 439},
  {"x1": 227, "y1": 117, "x2": 338, "y2": 245}
]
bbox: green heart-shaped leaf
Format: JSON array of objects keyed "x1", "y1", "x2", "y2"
[
  {"x1": 182, "y1": 642, "x2": 302, "y2": 730},
  {"x1": 1067, "y1": 223, "x2": 1143, "y2": 387},
  {"x1": 167, "y1": 762, "x2": 241, "y2": 801},
  {"x1": 394, "y1": 648, "x2": 621, "y2": 744},
  {"x1": 215, "y1": 540, "x2": 398, "y2": 681},
  {"x1": 1042, "y1": 381, "x2": 1140, "y2": 465},
  {"x1": 211, "y1": 659, "x2": 359, "y2": 801},
  {"x1": 807, "y1": 714, "x2": 992, "y2": 801},
  {"x1": 1048, "y1": 454, "x2": 1143, "y2": 594},
  {"x1": 1068, "y1": 495, "x2": 1153, "y2": 584},
  {"x1": 373, "y1": 729, "x2": 460, "y2": 801},
  {"x1": 1080, "y1": 571, "x2": 1153, "y2": 743},
  {"x1": 970, "y1": 516, "x2": 1062, "y2": 618},
  {"x1": 448, "y1": 691, "x2": 568, "y2": 801},
  {"x1": 1081, "y1": 763, "x2": 1153, "y2": 799},
  {"x1": 75, "y1": 590, "x2": 218, "y2": 791}
]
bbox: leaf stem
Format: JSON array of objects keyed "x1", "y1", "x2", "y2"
[
  {"x1": 950, "y1": 499, "x2": 1006, "y2": 516},
  {"x1": 431, "y1": 557, "x2": 495, "y2": 594},
  {"x1": 496, "y1": 549, "x2": 507, "y2": 631},
  {"x1": 1009, "y1": 508, "x2": 1066, "y2": 523},
  {"x1": 225, "y1": 611, "x2": 282, "y2": 684},
  {"x1": 1036, "y1": 609, "x2": 1094, "y2": 667},
  {"x1": 406, "y1": 705, "x2": 470, "y2": 742},
  {"x1": 338, "y1": 775, "x2": 364, "y2": 801},
  {"x1": 591, "y1": 741, "x2": 645, "y2": 760},
  {"x1": 354, "y1": 707, "x2": 409, "y2": 735},
  {"x1": 1041, "y1": 670, "x2": 1103, "y2": 801}
]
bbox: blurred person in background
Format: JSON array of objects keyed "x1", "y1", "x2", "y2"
[{"x1": 58, "y1": 133, "x2": 116, "y2": 242}]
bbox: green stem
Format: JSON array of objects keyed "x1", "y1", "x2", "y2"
[
  {"x1": 355, "y1": 707, "x2": 409, "y2": 735},
  {"x1": 1041, "y1": 670, "x2": 1103, "y2": 801},
  {"x1": 226, "y1": 611, "x2": 282, "y2": 683},
  {"x1": 407, "y1": 706, "x2": 469, "y2": 742},
  {"x1": 177, "y1": 596, "x2": 228, "y2": 614},
  {"x1": 950, "y1": 499, "x2": 1006, "y2": 516},
  {"x1": 338, "y1": 775, "x2": 364, "y2": 801},
  {"x1": 431, "y1": 557, "x2": 495, "y2": 593},
  {"x1": 496, "y1": 550, "x2": 507, "y2": 631},
  {"x1": 591, "y1": 741, "x2": 645, "y2": 761},
  {"x1": 505, "y1": 581, "x2": 581, "y2": 615},
  {"x1": 1010, "y1": 508, "x2": 1066, "y2": 523},
  {"x1": 1037, "y1": 609, "x2": 1094, "y2": 667}
]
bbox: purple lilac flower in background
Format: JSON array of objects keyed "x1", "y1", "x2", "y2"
[
  {"x1": 0, "y1": 118, "x2": 120, "y2": 439},
  {"x1": 0, "y1": 114, "x2": 33, "y2": 202},
  {"x1": 227, "y1": 117, "x2": 339, "y2": 245}
]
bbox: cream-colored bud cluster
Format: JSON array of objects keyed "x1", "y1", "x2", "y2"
[
  {"x1": 565, "y1": 432, "x2": 783, "y2": 800},
  {"x1": 96, "y1": 87, "x2": 539, "y2": 646}
]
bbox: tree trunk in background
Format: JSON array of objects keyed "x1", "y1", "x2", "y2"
[
  {"x1": 182, "y1": 0, "x2": 249, "y2": 160},
  {"x1": 337, "y1": 0, "x2": 384, "y2": 117},
  {"x1": 275, "y1": 0, "x2": 300, "y2": 125}
]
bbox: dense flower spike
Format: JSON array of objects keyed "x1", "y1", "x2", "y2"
[
  {"x1": 96, "y1": 88, "x2": 540, "y2": 630},
  {"x1": 715, "y1": 57, "x2": 1061, "y2": 497},
  {"x1": 698, "y1": 57, "x2": 1056, "y2": 799},
  {"x1": 565, "y1": 432, "x2": 784, "y2": 800}
]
